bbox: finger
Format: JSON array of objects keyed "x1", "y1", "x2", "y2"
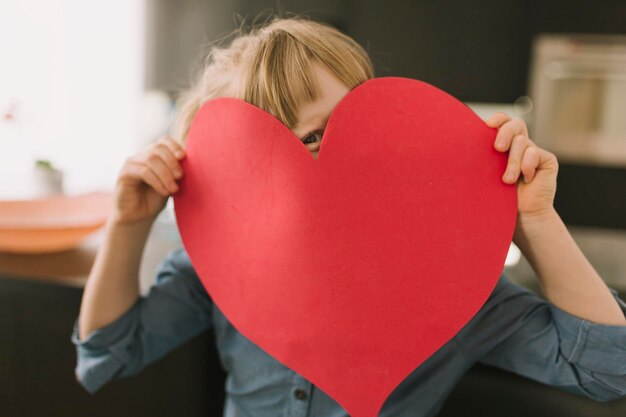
[
  {"x1": 485, "y1": 112, "x2": 512, "y2": 128},
  {"x1": 503, "y1": 134, "x2": 530, "y2": 183},
  {"x1": 494, "y1": 118, "x2": 529, "y2": 152},
  {"x1": 520, "y1": 146, "x2": 541, "y2": 183},
  {"x1": 152, "y1": 143, "x2": 183, "y2": 179},
  {"x1": 538, "y1": 148, "x2": 559, "y2": 174},
  {"x1": 139, "y1": 152, "x2": 179, "y2": 193},
  {"x1": 158, "y1": 136, "x2": 186, "y2": 159},
  {"x1": 124, "y1": 161, "x2": 170, "y2": 197}
]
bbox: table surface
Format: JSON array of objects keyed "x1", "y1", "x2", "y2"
[
  {"x1": 2, "y1": 221, "x2": 625, "y2": 291},
  {"x1": 0, "y1": 229, "x2": 103, "y2": 287},
  {"x1": 0, "y1": 211, "x2": 183, "y2": 291}
]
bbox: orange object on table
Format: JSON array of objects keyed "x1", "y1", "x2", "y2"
[{"x1": 0, "y1": 192, "x2": 113, "y2": 254}]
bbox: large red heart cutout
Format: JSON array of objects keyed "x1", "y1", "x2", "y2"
[{"x1": 174, "y1": 77, "x2": 517, "y2": 417}]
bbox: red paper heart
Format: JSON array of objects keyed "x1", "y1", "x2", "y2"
[{"x1": 174, "y1": 77, "x2": 516, "y2": 417}]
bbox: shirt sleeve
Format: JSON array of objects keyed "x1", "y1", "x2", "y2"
[
  {"x1": 70, "y1": 247, "x2": 213, "y2": 394},
  {"x1": 464, "y1": 274, "x2": 626, "y2": 402}
]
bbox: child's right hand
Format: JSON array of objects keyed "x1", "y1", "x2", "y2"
[{"x1": 111, "y1": 136, "x2": 186, "y2": 225}]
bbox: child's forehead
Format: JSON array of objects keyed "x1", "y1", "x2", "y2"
[{"x1": 292, "y1": 63, "x2": 350, "y2": 133}]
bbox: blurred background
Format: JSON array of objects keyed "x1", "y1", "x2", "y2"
[{"x1": 1, "y1": 1, "x2": 625, "y2": 416}]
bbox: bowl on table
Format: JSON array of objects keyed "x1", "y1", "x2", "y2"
[{"x1": 0, "y1": 192, "x2": 113, "y2": 254}]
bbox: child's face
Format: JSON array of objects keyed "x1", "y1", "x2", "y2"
[{"x1": 293, "y1": 63, "x2": 350, "y2": 160}]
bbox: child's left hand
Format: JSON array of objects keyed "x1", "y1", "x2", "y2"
[{"x1": 486, "y1": 113, "x2": 559, "y2": 219}]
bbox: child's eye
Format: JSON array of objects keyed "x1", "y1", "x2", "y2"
[{"x1": 301, "y1": 131, "x2": 323, "y2": 145}]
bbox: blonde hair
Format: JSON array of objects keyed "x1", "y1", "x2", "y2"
[{"x1": 171, "y1": 15, "x2": 374, "y2": 145}]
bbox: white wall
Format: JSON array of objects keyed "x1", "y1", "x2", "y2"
[{"x1": 0, "y1": 0, "x2": 146, "y2": 197}]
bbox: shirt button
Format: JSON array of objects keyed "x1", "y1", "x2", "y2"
[{"x1": 294, "y1": 388, "x2": 308, "y2": 401}]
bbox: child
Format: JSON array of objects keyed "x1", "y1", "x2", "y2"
[{"x1": 72, "y1": 16, "x2": 626, "y2": 417}]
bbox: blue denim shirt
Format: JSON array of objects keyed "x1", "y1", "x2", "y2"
[{"x1": 72, "y1": 248, "x2": 626, "y2": 417}]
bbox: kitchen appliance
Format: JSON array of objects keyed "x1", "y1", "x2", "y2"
[{"x1": 529, "y1": 34, "x2": 626, "y2": 167}]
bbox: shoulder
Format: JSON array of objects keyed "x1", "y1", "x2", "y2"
[
  {"x1": 154, "y1": 247, "x2": 209, "y2": 298},
  {"x1": 477, "y1": 273, "x2": 547, "y2": 324},
  {"x1": 156, "y1": 247, "x2": 198, "y2": 282},
  {"x1": 454, "y1": 273, "x2": 549, "y2": 350},
  {"x1": 487, "y1": 273, "x2": 539, "y2": 307}
]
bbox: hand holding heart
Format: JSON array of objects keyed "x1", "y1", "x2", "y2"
[{"x1": 486, "y1": 113, "x2": 559, "y2": 221}]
